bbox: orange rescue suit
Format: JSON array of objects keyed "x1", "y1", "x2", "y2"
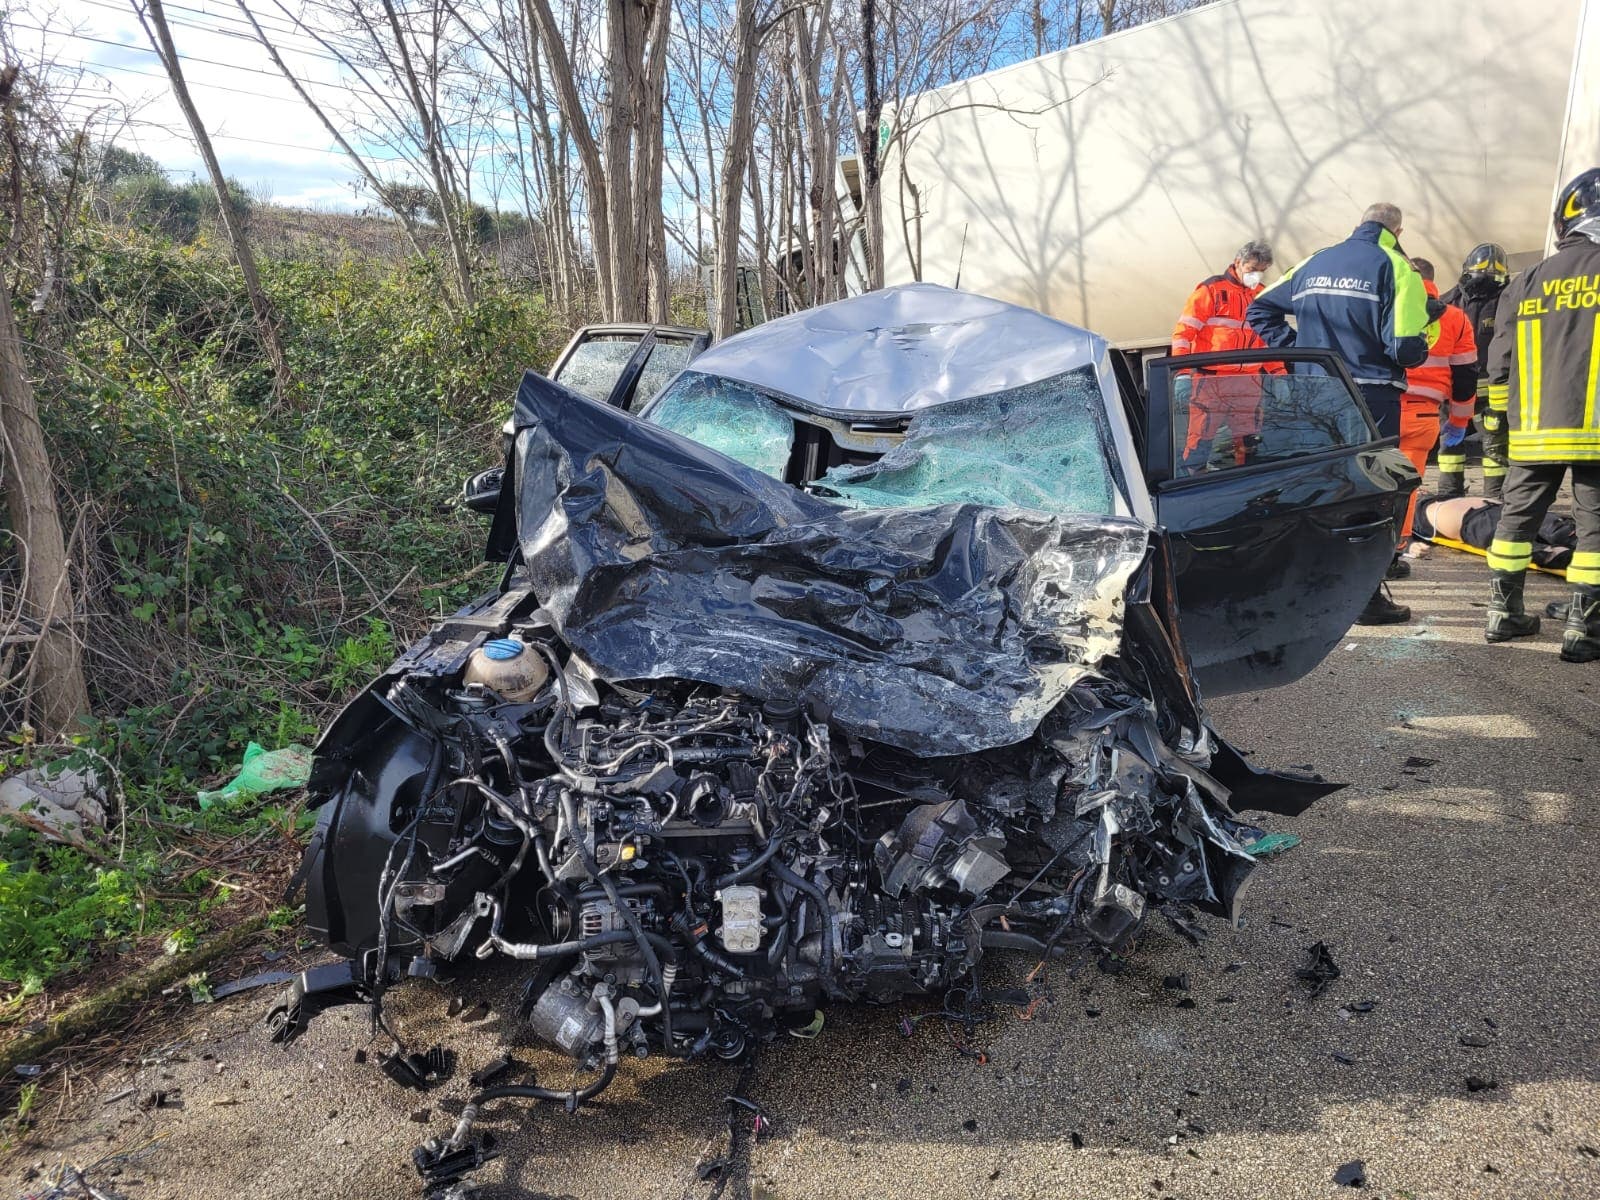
[{"x1": 1172, "y1": 265, "x2": 1274, "y2": 468}]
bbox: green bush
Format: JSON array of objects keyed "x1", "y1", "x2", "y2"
[{"x1": 3, "y1": 225, "x2": 568, "y2": 988}]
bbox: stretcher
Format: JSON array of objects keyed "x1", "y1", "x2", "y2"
[{"x1": 1419, "y1": 535, "x2": 1568, "y2": 577}]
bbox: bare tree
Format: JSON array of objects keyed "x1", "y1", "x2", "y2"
[
  {"x1": 0, "y1": 64, "x2": 88, "y2": 736},
  {"x1": 133, "y1": 0, "x2": 294, "y2": 406}
]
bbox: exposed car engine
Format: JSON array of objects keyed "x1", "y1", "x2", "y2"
[{"x1": 304, "y1": 612, "x2": 1264, "y2": 1079}]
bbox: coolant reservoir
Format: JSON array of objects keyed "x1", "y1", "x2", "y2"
[{"x1": 462, "y1": 637, "x2": 550, "y2": 702}]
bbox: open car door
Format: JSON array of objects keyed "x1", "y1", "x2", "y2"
[
  {"x1": 548, "y1": 324, "x2": 710, "y2": 414},
  {"x1": 1143, "y1": 348, "x2": 1418, "y2": 696}
]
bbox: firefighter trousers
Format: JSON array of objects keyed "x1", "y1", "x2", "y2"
[
  {"x1": 1437, "y1": 404, "x2": 1510, "y2": 500},
  {"x1": 1488, "y1": 462, "x2": 1600, "y2": 586}
]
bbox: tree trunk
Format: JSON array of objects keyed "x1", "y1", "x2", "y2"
[
  {"x1": 0, "y1": 270, "x2": 88, "y2": 735},
  {"x1": 858, "y1": 0, "x2": 885, "y2": 289},
  {"x1": 638, "y1": 0, "x2": 672, "y2": 321},
  {"x1": 138, "y1": 0, "x2": 293, "y2": 406},
  {"x1": 713, "y1": 0, "x2": 759, "y2": 339},
  {"x1": 525, "y1": 0, "x2": 616, "y2": 318}
]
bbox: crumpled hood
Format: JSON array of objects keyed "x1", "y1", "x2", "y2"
[{"x1": 510, "y1": 370, "x2": 1149, "y2": 756}]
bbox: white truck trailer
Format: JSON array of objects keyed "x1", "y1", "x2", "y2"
[{"x1": 879, "y1": 0, "x2": 1600, "y2": 352}]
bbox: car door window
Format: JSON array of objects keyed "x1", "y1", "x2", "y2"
[
  {"x1": 630, "y1": 339, "x2": 696, "y2": 413},
  {"x1": 1145, "y1": 348, "x2": 1411, "y2": 697},
  {"x1": 552, "y1": 335, "x2": 645, "y2": 402},
  {"x1": 1171, "y1": 362, "x2": 1374, "y2": 478}
]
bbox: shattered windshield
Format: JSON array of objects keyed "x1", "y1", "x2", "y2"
[
  {"x1": 648, "y1": 364, "x2": 1123, "y2": 517},
  {"x1": 646, "y1": 370, "x2": 795, "y2": 478},
  {"x1": 818, "y1": 368, "x2": 1119, "y2": 516}
]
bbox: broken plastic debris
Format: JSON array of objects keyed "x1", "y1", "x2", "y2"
[
  {"x1": 197, "y1": 742, "x2": 312, "y2": 810},
  {"x1": 1242, "y1": 831, "x2": 1302, "y2": 857},
  {"x1": 1296, "y1": 942, "x2": 1341, "y2": 997},
  {"x1": 468, "y1": 1056, "x2": 515, "y2": 1089},
  {"x1": 1333, "y1": 1159, "x2": 1367, "y2": 1187}
]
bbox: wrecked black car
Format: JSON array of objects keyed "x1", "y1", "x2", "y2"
[{"x1": 289, "y1": 286, "x2": 1410, "y2": 1153}]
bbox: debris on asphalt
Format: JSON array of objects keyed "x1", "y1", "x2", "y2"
[
  {"x1": 1331, "y1": 1052, "x2": 1355, "y2": 1065},
  {"x1": 962, "y1": 1118, "x2": 979, "y2": 1133},
  {"x1": 1241, "y1": 831, "x2": 1302, "y2": 856},
  {"x1": 467, "y1": 1056, "x2": 515, "y2": 1089},
  {"x1": 1162, "y1": 974, "x2": 1189, "y2": 992},
  {"x1": 1338, "y1": 1000, "x2": 1376, "y2": 1018},
  {"x1": 1578, "y1": 1144, "x2": 1600, "y2": 1159},
  {"x1": 1296, "y1": 942, "x2": 1341, "y2": 997},
  {"x1": 380, "y1": 1046, "x2": 455, "y2": 1090},
  {"x1": 1333, "y1": 1159, "x2": 1367, "y2": 1187},
  {"x1": 458, "y1": 1001, "x2": 490, "y2": 1024},
  {"x1": 1465, "y1": 1075, "x2": 1499, "y2": 1092},
  {"x1": 1459, "y1": 1033, "x2": 1491, "y2": 1047}
]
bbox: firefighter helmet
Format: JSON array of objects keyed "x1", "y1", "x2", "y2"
[
  {"x1": 1554, "y1": 168, "x2": 1600, "y2": 241},
  {"x1": 1458, "y1": 242, "x2": 1508, "y2": 290}
]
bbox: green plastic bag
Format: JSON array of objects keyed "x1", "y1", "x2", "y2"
[{"x1": 197, "y1": 742, "x2": 313, "y2": 810}]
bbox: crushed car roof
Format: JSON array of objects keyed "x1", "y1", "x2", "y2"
[{"x1": 686, "y1": 283, "x2": 1109, "y2": 416}]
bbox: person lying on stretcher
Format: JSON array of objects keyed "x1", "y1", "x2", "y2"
[{"x1": 1413, "y1": 493, "x2": 1575, "y2": 570}]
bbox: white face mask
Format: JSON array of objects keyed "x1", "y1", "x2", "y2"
[{"x1": 1241, "y1": 269, "x2": 1264, "y2": 288}]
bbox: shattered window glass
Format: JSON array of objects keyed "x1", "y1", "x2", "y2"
[
  {"x1": 552, "y1": 335, "x2": 641, "y2": 403},
  {"x1": 630, "y1": 339, "x2": 696, "y2": 412},
  {"x1": 816, "y1": 367, "x2": 1120, "y2": 516},
  {"x1": 646, "y1": 370, "x2": 796, "y2": 478}
]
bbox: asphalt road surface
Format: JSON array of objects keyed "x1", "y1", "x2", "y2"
[{"x1": 14, "y1": 517, "x2": 1600, "y2": 1200}]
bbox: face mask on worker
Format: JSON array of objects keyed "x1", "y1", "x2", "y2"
[{"x1": 1240, "y1": 267, "x2": 1264, "y2": 288}]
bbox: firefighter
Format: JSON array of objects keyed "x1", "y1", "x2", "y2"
[
  {"x1": 1170, "y1": 240, "x2": 1274, "y2": 471},
  {"x1": 1439, "y1": 242, "x2": 1512, "y2": 498},
  {"x1": 1482, "y1": 168, "x2": 1600, "y2": 660},
  {"x1": 1396, "y1": 257, "x2": 1477, "y2": 563},
  {"x1": 1249, "y1": 202, "x2": 1431, "y2": 624}
]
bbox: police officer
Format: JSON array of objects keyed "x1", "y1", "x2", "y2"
[
  {"x1": 1483, "y1": 168, "x2": 1600, "y2": 660},
  {"x1": 1439, "y1": 242, "x2": 1512, "y2": 498},
  {"x1": 1248, "y1": 202, "x2": 1431, "y2": 624}
]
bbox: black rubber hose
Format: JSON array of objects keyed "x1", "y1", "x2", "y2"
[
  {"x1": 768, "y1": 859, "x2": 835, "y2": 990},
  {"x1": 473, "y1": 1059, "x2": 616, "y2": 1110},
  {"x1": 713, "y1": 834, "x2": 787, "y2": 889},
  {"x1": 506, "y1": 930, "x2": 636, "y2": 960}
]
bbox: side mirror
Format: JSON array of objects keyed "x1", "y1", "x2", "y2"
[{"x1": 463, "y1": 466, "x2": 503, "y2": 514}]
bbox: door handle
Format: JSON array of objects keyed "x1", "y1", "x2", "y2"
[{"x1": 1329, "y1": 517, "x2": 1392, "y2": 543}]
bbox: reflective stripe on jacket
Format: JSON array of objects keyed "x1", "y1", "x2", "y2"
[
  {"x1": 1247, "y1": 221, "x2": 1431, "y2": 389},
  {"x1": 1171, "y1": 266, "x2": 1269, "y2": 370},
  {"x1": 1486, "y1": 234, "x2": 1600, "y2": 462},
  {"x1": 1404, "y1": 280, "x2": 1478, "y2": 425}
]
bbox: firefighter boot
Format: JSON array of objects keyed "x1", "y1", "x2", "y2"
[
  {"x1": 1561, "y1": 585, "x2": 1600, "y2": 663},
  {"x1": 1485, "y1": 570, "x2": 1540, "y2": 643}
]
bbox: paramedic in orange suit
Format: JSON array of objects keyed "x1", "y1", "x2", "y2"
[{"x1": 1171, "y1": 240, "x2": 1275, "y2": 470}]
